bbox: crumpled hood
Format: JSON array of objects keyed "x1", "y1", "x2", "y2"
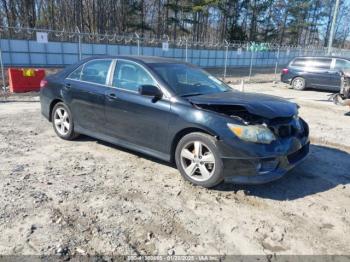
[{"x1": 186, "y1": 91, "x2": 298, "y2": 119}]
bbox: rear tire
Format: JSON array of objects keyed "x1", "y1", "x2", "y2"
[
  {"x1": 292, "y1": 77, "x2": 306, "y2": 90},
  {"x1": 51, "y1": 102, "x2": 79, "y2": 140},
  {"x1": 175, "y1": 132, "x2": 224, "y2": 188}
]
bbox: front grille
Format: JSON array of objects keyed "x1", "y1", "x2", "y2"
[
  {"x1": 287, "y1": 143, "x2": 310, "y2": 164},
  {"x1": 270, "y1": 123, "x2": 297, "y2": 138},
  {"x1": 268, "y1": 116, "x2": 303, "y2": 138},
  {"x1": 276, "y1": 125, "x2": 295, "y2": 138}
]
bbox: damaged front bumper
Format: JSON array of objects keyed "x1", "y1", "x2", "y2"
[{"x1": 217, "y1": 136, "x2": 310, "y2": 184}]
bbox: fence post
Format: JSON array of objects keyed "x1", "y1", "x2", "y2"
[
  {"x1": 0, "y1": 48, "x2": 6, "y2": 92},
  {"x1": 162, "y1": 34, "x2": 170, "y2": 57},
  {"x1": 76, "y1": 27, "x2": 82, "y2": 60},
  {"x1": 274, "y1": 46, "x2": 280, "y2": 81},
  {"x1": 185, "y1": 37, "x2": 188, "y2": 62},
  {"x1": 223, "y1": 40, "x2": 229, "y2": 81},
  {"x1": 78, "y1": 35, "x2": 82, "y2": 60},
  {"x1": 248, "y1": 50, "x2": 254, "y2": 82},
  {"x1": 135, "y1": 33, "x2": 140, "y2": 55},
  {"x1": 0, "y1": 29, "x2": 5, "y2": 92}
]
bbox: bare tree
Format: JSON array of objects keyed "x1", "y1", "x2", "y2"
[{"x1": 0, "y1": 0, "x2": 349, "y2": 47}]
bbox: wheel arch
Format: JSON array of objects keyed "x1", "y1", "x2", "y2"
[
  {"x1": 170, "y1": 127, "x2": 218, "y2": 163},
  {"x1": 49, "y1": 99, "x2": 63, "y2": 122}
]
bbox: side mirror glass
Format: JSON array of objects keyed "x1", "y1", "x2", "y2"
[{"x1": 139, "y1": 85, "x2": 163, "y2": 99}]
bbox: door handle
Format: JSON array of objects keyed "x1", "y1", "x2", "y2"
[
  {"x1": 327, "y1": 71, "x2": 338, "y2": 74},
  {"x1": 64, "y1": 83, "x2": 71, "y2": 89},
  {"x1": 107, "y1": 93, "x2": 118, "y2": 100}
]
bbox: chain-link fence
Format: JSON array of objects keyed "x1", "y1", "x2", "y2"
[{"x1": 1, "y1": 26, "x2": 350, "y2": 90}]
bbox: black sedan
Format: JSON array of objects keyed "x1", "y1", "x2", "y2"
[{"x1": 40, "y1": 56, "x2": 309, "y2": 188}]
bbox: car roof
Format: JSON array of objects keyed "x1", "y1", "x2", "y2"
[
  {"x1": 56, "y1": 55, "x2": 191, "y2": 79},
  {"x1": 292, "y1": 56, "x2": 350, "y2": 60},
  {"x1": 82, "y1": 55, "x2": 185, "y2": 65}
]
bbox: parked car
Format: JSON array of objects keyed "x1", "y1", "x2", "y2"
[
  {"x1": 40, "y1": 56, "x2": 309, "y2": 188},
  {"x1": 281, "y1": 56, "x2": 350, "y2": 91}
]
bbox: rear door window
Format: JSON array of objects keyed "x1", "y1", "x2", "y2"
[
  {"x1": 312, "y1": 59, "x2": 331, "y2": 69},
  {"x1": 80, "y1": 59, "x2": 113, "y2": 85},
  {"x1": 291, "y1": 58, "x2": 307, "y2": 67},
  {"x1": 291, "y1": 58, "x2": 332, "y2": 70},
  {"x1": 68, "y1": 65, "x2": 83, "y2": 80}
]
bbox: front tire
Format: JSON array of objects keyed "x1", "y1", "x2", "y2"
[
  {"x1": 175, "y1": 132, "x2": 224, "y2": 188},
  {"x1": 292, "y1": 77, "x2": 306, "y2": 90},
  {"x1": 52, "y1": 102, "x2": 79, "y2": 140}
]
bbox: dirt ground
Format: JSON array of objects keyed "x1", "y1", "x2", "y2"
[
  {"x1": 0, "y1": 82, "x2": 349, "y2": 257},
  {"x1": 207, "y1": 66, "x2": 281, "y2": 84}
]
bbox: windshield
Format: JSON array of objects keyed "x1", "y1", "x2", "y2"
[{"x1": 149, "y1": 63, "x2": 232, "y2": 97}]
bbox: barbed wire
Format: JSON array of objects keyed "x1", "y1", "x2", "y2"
[{"x1": 0, "y1": 25, "x2": 348, "y2": 52}]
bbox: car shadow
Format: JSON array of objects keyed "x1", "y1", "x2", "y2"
[
  {"x1": 75, "y1": 135, "x2": 176, "y2": 168},
  {"x1": 75, "y1": 135, "x2": 349, "y2": 201},
  {"x1": 302, "y1": 89, "x2": 335, "y2": 93},
  {"x1": 214, "y1": 144, "x2": 350, "y2": 201}
]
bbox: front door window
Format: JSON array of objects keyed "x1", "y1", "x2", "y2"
[{"x1": 112, "y1": 60, "x2": 156, "y2": 92}]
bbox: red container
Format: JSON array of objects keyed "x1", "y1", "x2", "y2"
[{"x1": 8, "y1": 68, "x2": 46, "y2": 93}]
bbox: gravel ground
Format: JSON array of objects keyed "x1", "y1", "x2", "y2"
[
  {"x1": 207, "y1": 66, "x2": 281, "y2": 84},
  {"x1": 0, "y1": 83, "x2": 349, "y2": 257}
]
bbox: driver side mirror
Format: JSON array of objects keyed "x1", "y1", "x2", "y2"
[{"x1": 139, "y1": 85, "x2": 163, "y2": 99}]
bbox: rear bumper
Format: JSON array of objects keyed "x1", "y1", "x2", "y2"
[
  {"x1": 281, "y1": 74, "x2": 292, "y2": 84},
  {"x1": 40, "y1": 89, "x2": 51, "y2": 121},
  {"x1": 221, "y1": 141, "x2": 310, "y2": 184}
]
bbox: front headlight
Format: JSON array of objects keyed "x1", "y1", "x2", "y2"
[{"x1": 227, "y1": 123, "x2": 276, "y2": 144}]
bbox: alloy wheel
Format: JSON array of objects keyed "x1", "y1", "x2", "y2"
[
  {"x1": 54, "y1": 107, "x2": 70, "y2": 136},
  {"x1": 293, "y1": 78, "x2": 304, "y2": 89},
  {"x1": 180, "y1": 141, "x2": 215, "y2": 181}
]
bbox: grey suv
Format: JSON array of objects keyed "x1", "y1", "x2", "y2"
[{"x1": 281, "y1": 56, "x2": 350, "y2": 91}]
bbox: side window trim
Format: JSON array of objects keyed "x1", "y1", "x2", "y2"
[
  {"x1": 67, "y1": 64, "x2": 83, "y2": 80},
  {"x1": 106, "y1": 59, "x2": 116, "y2": 86},
  {"x1": 66, "y1": 58, "x2": 113, "y2": 86},
  {"x1": 331, "y1": 58, "x2": 336, "y2": 69}
]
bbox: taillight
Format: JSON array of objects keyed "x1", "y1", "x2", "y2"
[
  {"x1": 40, "y1": 79, "x2": 48, "y2": 88},
  {"x1": 282, "y1": 68, "x2": 289, "y2": 74}
]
